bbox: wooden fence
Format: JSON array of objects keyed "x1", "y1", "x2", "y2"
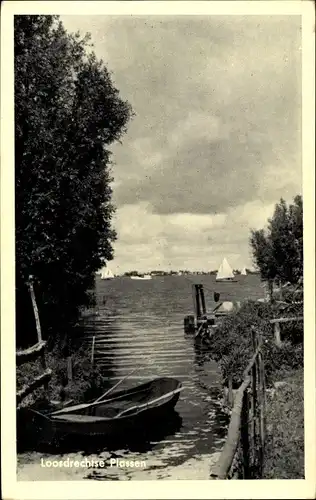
[
  {"x1": 211, "y1": 327, "x2": 266, "y2": 479},
  {"x1": 16, "y1": 277, "x2": 52, "y2": 407},
  {"x1": 270, "y1": 316, "x2": 303, "y2": 346}
]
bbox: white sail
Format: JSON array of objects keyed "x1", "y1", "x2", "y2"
[
  {"x1": 216, "y1": 258, "x2": 235, "y2": 281},
  {"x1": 100, "y1": 267, "x2": 114, "y2": 279},
  {"x1": 241, "y1": 267, "x2": 247, "y2": 276}
]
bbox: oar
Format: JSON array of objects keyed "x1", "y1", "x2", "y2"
[
  {"x1": 94, "y1": 366, "x2": 140, "y2": 403},
  {"x1": 91, "y1": 336, "x2": 96, "y2": 368},
  {"x1": 116, "y1": 386, "x2": 185, "y2": 418},
  {"x1": 50, "y1": 366, "x2": 142, "y2": 416},
  {"x1": 28, "y1": 408, "x2": 51, "y2": 421}
]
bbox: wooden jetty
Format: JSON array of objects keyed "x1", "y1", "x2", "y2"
[{"x1": 184, "y1": 284, "x2": 238, "y2": 340}]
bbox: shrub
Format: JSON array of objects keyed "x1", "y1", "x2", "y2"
[
  {"x1": 208, "y1": 301, "x2": 271, "y2": 386},
  {"x1": 16, "y1": 343, "x2": 108, "y2": 409},
  {"x1": 208, "y1": 300, "x2": 303, "y2": 387},
  {"x1": 263, "y1": 341, "x2": 303, "y2": 384}
]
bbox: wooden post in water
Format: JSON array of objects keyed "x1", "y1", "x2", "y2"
[
  {"x1": 192, "y1": 283, "x2": 202, "y2": 331},
  {"x1": 184, "y1": 315, "x2": 195, "y2": 334},
  {"x1": 189, "y1": 284, "x2": 209, "y2": 336},
  {"x1": 191, "y1": 284, "x2": 198, "y2": 327},
  {"x1": 199, "y1": 285, "x2": 207, "y2": 316},
  {"x1": 195, "y1": 285, "x2": 202, "y2": 321}
]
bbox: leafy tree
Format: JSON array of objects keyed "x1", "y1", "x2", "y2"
[
  {"x1": 15, "y1": 16, "x2": 133, "y2": 345},
  {"x1": 250, "y1": 196, "x2": 303, "y2": 286}
]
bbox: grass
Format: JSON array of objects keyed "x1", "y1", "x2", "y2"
[
  {"x1": 16, "y1": 343, "x2": 109, "y2": 409},
  {"x1": 263, "y1": 368, "x2": 304, "y2": 478}
]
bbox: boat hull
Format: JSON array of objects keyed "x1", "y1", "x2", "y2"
[
  {"x1": 49, "y1": 377, "x2": 182, "y2": 438},
  {"x1": 50, "y1": 394, "x2": 180, "y2": 437},
  {"x1": 130, "y1": 277, "x2": 152, "y2": 280}
]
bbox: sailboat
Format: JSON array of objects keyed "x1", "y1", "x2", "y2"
[
  {"x1": 240, "y1": 267, "x2": 247, "y2": 276},
  {"x1": 100, "y1": 267, "x2": 114, "y2": 280},
  {"x1": 216, "y1": 258, "x2": 238, "y2": 282}
]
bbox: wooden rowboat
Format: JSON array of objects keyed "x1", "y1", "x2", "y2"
[{"x1": 47, "y1": 377, "x2": 183, "y2": 437}]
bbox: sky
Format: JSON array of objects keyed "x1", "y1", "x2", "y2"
[{"x1": 61, "y1": 15, "x2": 302, "y2": 274}]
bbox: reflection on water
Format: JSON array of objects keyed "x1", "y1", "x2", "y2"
[
  {"x1": 75, "y1": 276, "x2": 262, "y2": 473},
  {"x1": 18, "y1": 275, "x2": 263, "y2": 480}
]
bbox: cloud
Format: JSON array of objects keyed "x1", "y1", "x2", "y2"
[
  {"x1": 60, "y1": 15, "x2": 302, "y2": 270},
  {"x1": 111, "y1": 200, "x2": 277, "y2": 272},
  {"x1": 98, "y1": 15, "x2": 301, "y2": 214}
]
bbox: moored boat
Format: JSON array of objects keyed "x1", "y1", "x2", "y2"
[
  {"x1": 130, "y1": 274, "x2": 152, "y2": 280},
  {"x1": 47, "y1": 377, "x2": 182, "y2": 437}
]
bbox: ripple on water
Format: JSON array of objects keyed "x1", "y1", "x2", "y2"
[{"x1": 18, "y1": 276, "x2": 265, "y2": 479}]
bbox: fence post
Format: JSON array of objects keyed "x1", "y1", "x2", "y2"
[
  {"x1": 228, "y1": 375, "x2": 233, "y2": 408},
  {"x1": 27, "y1": 275, "x2": 49, "y2": 392},
  {"x1": 27, "y1": 276, "x2": 42, "y2": 343},
  {"x1": 251, "y1": 327, "x2": 257, "y2": 472},
  {"x1": 274, "y1": 321, "x2": 282, "y2": 346},
  {"x1": 240, "y1": 388, "x2": 250, "y2": 478},
  {"x1": 254, "y1": 328, "x2": 263, "y2": 476},
  {"x1": 258, "y1": 330, "x2": 266, "y2": 475}
]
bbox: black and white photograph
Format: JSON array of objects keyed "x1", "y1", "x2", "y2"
[{"x1": 1, "y1": 1, "x2": 315, "y2": 498}]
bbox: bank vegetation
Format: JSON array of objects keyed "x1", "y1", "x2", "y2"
[{"x1": 209, "y1": 196, "x2": 304, "y2": 479}]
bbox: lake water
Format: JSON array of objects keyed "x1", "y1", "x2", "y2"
[{"x1": 17, "y1": 274, "x2": 264, "y2": 480}]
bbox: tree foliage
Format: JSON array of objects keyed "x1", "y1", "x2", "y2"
[
  {"x1": 250, "y1": 196, "x2": 303, "y2": 285},
  {"x1": 15, "y1": 16, "x2": 133, "y2": 345}
]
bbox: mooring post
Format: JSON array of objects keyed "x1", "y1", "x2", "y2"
[
  {"x1": 188, "y1": 284, "x2": 209, "y2": 336},
  {"x1": 192, "y1": 283, "x2": 202, "y2": 329},
  {"x1": 195, "y1": 285, "x2": 202, "y2": 320},
  {"x1": 199, "y1": 285, "x2": 207, "y2": 316},
  {"x1": 184, "y1": 315, "x2": 195, "y2": 334},
  {"x1": 191, "y1": 284, "x2": 197, "y2": 325}
]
